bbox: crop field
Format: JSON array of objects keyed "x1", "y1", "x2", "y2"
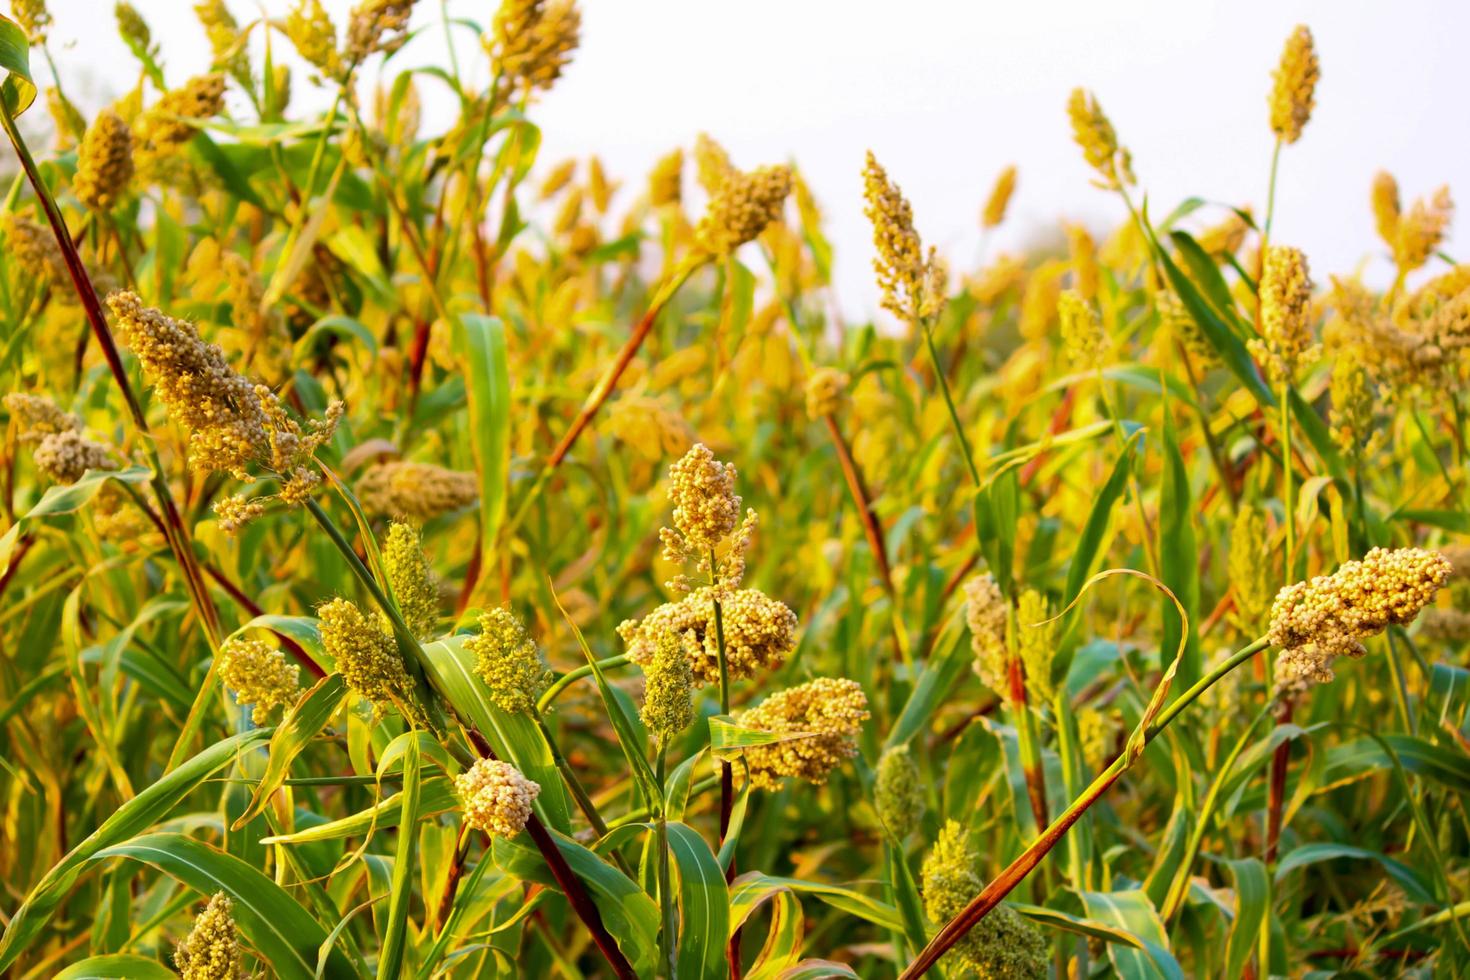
[{"x1": 0, "y1": 2, "x2": 1467, "y2": 978}]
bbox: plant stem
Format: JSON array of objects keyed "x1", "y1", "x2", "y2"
[
  {"x1": 918, "y1": 315, "x2": 981, "y2": 488},
  {"x1": 900, "y1": 637, "x2": 1270, "y2": 978},
  {"x1": 656, "y1": 743, "x2": 677, "y2": 979},
  {"x1": 533, "y1": 709, "x2": 634, "y2": 877},
  {"x1": 504, "y1": 259, "x2": 702, "y2": 541},
  {"x1": 1161, "y1": 705, "x2": 1270, "y2": 921},
  {"x1": 537, "y1": 655, "x2": 632, "y2": 712}
]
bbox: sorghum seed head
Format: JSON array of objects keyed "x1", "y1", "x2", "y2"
[
  {"x1": 965, "y1": 573, "x2": 1008, "y2": 698},
  {"x1": 804, "y1": 367, "x2": 849, "y2": 420},
  {"x1": 1371, "y1": 171, "x2": 1401, "y2": 248},
  {"x1": 32, "y1": 429, "x2": 115, "y2": 483},
  {"x1": 605, "y1": 395, "x2": 693, "y2": 461},
  {"x1": 1228, "y1": 504, "x2": 1273, "y2": 636},
  {"x1": 1329, "y1": 344, "x2": 1384, "y2": 460},
  {"x1": 383, "y1": 523, "x2": 439, "y2": 641},
  {"x1": 5, "y1": 392, "x2": 77, "y2": 440},
  {"x1": 697, "y1": 163, "x2": 793, "y2": 256},
  {"x1": 733, "y1": 677, "x2": 869, "y2": 790},
  {"x1": 286, "y1": 0, "x2": 344, "y2": 80},
  {"x1": 487, "y1": 0, "x2": 581, "y2": 95},
  {"x1": 981, "y1": 165, "x2": 1017, "y2": 230},
  {"x1": 862, "y1": 151, "x2": 943, "y2": 323},
  {"x1": 666, "y1": 443, "x2": 741, "y2": 554},
  {"x1": 619, "y1": 586, "x2": 796, "y2": 686},
  {"x1": 1058, "y1": 289, "x2": 1104, "y2": 367},
  {"x1": 1269, "y1": 25, "x2": 1319, "y2": 145},
  {"x1": 106, "y1": 292, "x2": 340, "y2": 486},
  {"x1": 1269, "y1": 547, "x2": 1453, "y2": 699},
  {"x1": 1393, "y1": 186, "x2": 1453, "y2": 276},
  {"x1": 1, "y1": 214, "x2": 67, "y2": 287},
  {"x1": 173, "y1": 892, "x2": 244, "y2": 980},
  {"x1": 1068, "y1": 87, "x2": 1133, "y2": 190},
  {"x1": 648, "y1": 147, "x2": 684, "y2": 207},
  {"x1": 137, "y1": 74, "x2": 226, "y2": 153},
  {"x1": 874, "y1": 745, "x2": 923, "y2": 834},
  {"x1": 194, "y1": 0, "x2": 248, "y2": 78},
  {"x1": 116, "y1": 2, "x2": 152, "y2": 54},
  {"x1": 456, "y1": 758, "x2": 539, "y2": 837},
  {"x1": 220, "y1": 637, "x2": 300, "y2": 725},
  {"x1": 640, "y1": 628, "x2": 695, "y2": 740},
  {"x1": 467, "y1": 606, "x2": 552, "y2": 715},
  {"x1": 1249, "y1": 245, "x2": 1314, "y2": 385},
  {"x1": 317, "y1": 597, "x2": 415, "y2": 715},
  {"x1": 73, "y1": 111, "x2": 135, "y2": 210},
  {"x1": 693, "y1": 132, "x2": 733, "y2": 195},
  {"x1": 1017, "y1": 589, "x2": 1057, "y2": 705},
  {"x1": 345, "y1": 0, "x2": 417, "y2": 66},
  {"x1": 1067, "y1": 222, "x2": 1100, "y2": 301},
  {"x1": 921, "y1": 820, "x2": 1048, "y2": 979},
  {"x1": 11, "y1": 0, "x2": 51, "y2": 42},
  {"x1": 356, "y1": 460, "x2": 478, "y2": 521}
]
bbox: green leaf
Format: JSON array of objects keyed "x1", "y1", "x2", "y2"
[
  {"x1": 0, "y1": 729, "x2": 271, "y2": 972},
  {"x1": 884, "y1": 617, "x2": 970, "y2": 749},
  {"x1": 419, "y1": 633, "x2": 573, "y2": 832},
  {"x1": 1274, "y1": 843, "x2": 1435, "y2": 904},
  {"x1": 776, "y1": 961, "x2": 860, "y2": 979},
  {"x1": 378, "y1": 734, "x2": 421, "y2": 979},
  {"x1": 1168, "y1": 231, "x2": 1248, "y2": 335},
  {"x1": 668, "y1": 822, "x2": 730, "y2": 980},
  {"x1": 710, "y1": 715, "x2": 819, "y2": 754},
  {"x1": 234, "y1": 674, "x2": 347, "y2": 830},
  {"x1": 0, "y1": 466, "x2": 151, "y2": 572},
  {"x1": 1009, "y1": 902, "x2": 1145, "y2": 948},
  {"x1": 53, "y1": 954, "x2": 178, "y2": 979},
  {"x1": 729, "y1": 873, "x2": 903, "y2": 934},
  {"x1": 93, "y1": 833, "x2": 360, "y2": 980},
  {"x1": 1221, "y1": 858, "x2": 1268, "y2": 979},
  {"x1": 1077, "y1": 890, "x2": 1184, "y2": 980},
  {"x1": 260, "y1": 779, "x2": 459, "y2": 845},
  {"x1": 294, "y1": 315, "x2": 379, "y2": 365},
  {"x1": 0, "y1": 14, "x2": 36, "y2": 115},
  {"x1": 1146, "y1": 227, "x2": 1273, "y2": 406},
  {"x1": 552, "y1": 588, "x2": 662, "y2": 807},
  {"x1": 1158, "y1": 415, "x2": 1200, "y2": 686},
  {"x1": 885, "y1": 839, "x2": 932, "y2": 963},
  {"x1": 459, "y1": 314, "x2": 511, "y2": 560},
  {"x1": 1060, "y1": 435, "x2": 1138, "y2": 657},
  {"x1": 742, "y1": 888, "x2": 803, "y2": 980},
  {"x1": 492, "y1": 831, "x2": 660, "y2": 978}
]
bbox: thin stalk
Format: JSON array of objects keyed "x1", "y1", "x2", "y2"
[
  {"x1": 505, "y1": 260, "x2": 702, "y2": 540},
  {"x1": 1007, "y1": 654, "x2": 1049, "y2": 833},
  {"x1": 900, "y1": 637, "x2": 1270, "y2": 978},
  {"x1": 1161, "y1": 705, "x2": 1270, "y2": 921},
  {"x1": 1263, "y1": 139, "x2": 1283, "y2": 244},
  {"x1": 537, "y1": 654, "x2": 632, "y2": 712},
  {"x1": 656, "y1": 743, "x2": 677, "y2": 979},
  {"x1": 1280, "y1": 381, "x2": 1295, "y2": 583},
  {"x1": 918, "y1": 315, "x2": 981, "y2": 487},
  {"x1": 1264, "y1": 701, "x2": 1293, "y2": 866},
  {"x1": 533, "y1": 709, "x2": 634, "y2": 877}
]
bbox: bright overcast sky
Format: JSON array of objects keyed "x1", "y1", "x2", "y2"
[{"x1": 25, "y1": 0, "x2": 1470, "y2": 323}]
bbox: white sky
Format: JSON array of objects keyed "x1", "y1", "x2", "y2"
[{"x1": 26, "y1": 0, "x2": 1470, "y2": 321}]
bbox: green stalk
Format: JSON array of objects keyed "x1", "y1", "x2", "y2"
[
  {"x1": 533, "y1": 708, "x2": 634, "y2": 876},
  {"x1": 656, "y1": 743, "x2": 677, "y2": 979},
  {"x1": 537, "y1": 654, "x2": 632, "y2": 712},
  {"x1": 1280, "y1": 381, "x2": 1295, "y2": 584},
  {"x1": 901, "y1": 637, "x2": 1270, "y2": 978},
  {"x1": 1161, "y1": 705, "x2": 1270, "y2": 921},
  {"x1": 918, "y1": 314, "x2": 981, "y2": 488}
]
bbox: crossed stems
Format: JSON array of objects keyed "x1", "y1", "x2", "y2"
[{"x1": 899, "y1": 636, "x2": 1270, "y2": 978}]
